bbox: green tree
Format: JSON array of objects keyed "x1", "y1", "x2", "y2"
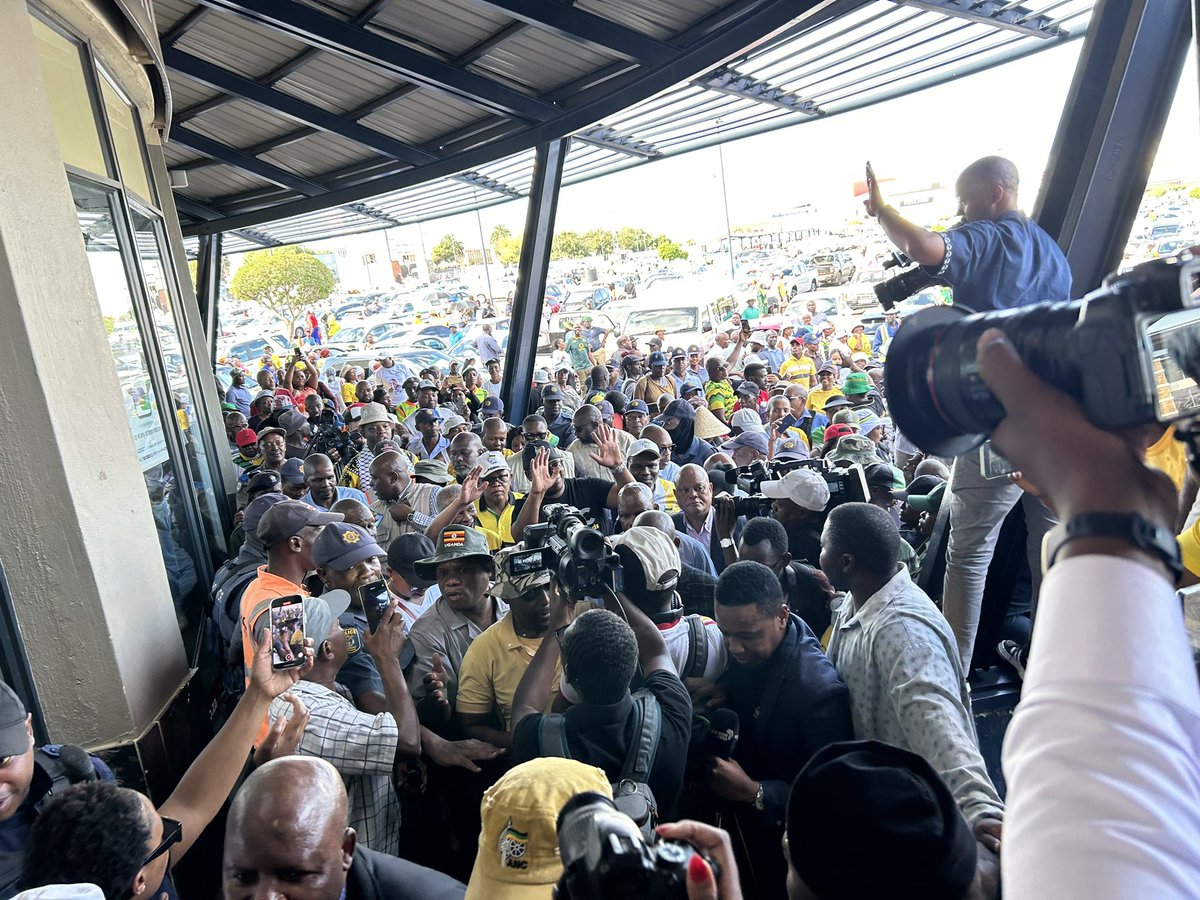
[
  {"x1": 489, "y1": 224, "x2": 512, "y2": 253},
  {"x1": 551, "y1": 230, "x2": 588, "y2": 259},
  {"x1": 657, "y1": 238, "x2": 688, "y2": 261},
  {"x1": 1189, "y1": 186, "x2": 1200, "y2": 200},
  {"x1": 102, "y1": 315, "x2": 116, "y2": 334},
  {"x1": 617, "y1": 226, "x2": 655, "y2": 253},
  {"x1": 228, "y1": 246, "x2": 335, "y2": 337},
  {"x1": 495, "y1": 236, "x2": 523, "y2": 266},
  {"x1": 583, "y1": 228, "x2": 614, "y2": 258},
  {"x1": 431, "y1": 234, "x2": 466, "y2": 267}
]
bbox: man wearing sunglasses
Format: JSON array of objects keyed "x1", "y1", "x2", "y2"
[
  {"x1": 20, "y1": 624, "x2": 315, "y2": 898},
  {"x1": 506, "y1": 416, "x2": 576, "y2": 493}
]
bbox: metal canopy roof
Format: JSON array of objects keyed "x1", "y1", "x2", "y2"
[{"x1": 158, "y1": 0, "x2": 1095, "y2": 252}]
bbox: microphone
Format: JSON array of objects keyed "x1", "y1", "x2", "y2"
[
  {"x1": 58, "y1": 745, "x2": 98, "y2": 783},
  {"x1": 705, "y1": 708, "x2": 739, "y2": 760}
]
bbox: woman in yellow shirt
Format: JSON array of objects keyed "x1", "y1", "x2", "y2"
[{"x1": 847, "y1": 324, "x2": 872, "y2": 357}]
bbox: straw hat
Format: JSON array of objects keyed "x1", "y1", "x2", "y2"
[{"x1": 694, "y1": 405, "x2": 732, "y2": 441}]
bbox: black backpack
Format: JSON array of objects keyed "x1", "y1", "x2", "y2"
[
  {"x1": 537, "y1": 688, "x2": 662, "y2": 837},
  {"x1": 682, "y1": 614, "x2": 710, "y2": 680}
]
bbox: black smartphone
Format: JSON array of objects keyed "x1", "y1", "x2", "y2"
[
  {"x1": 866, "y1": 160, "x2": 876, "y2": 188},
  {"x1": 269, "y1": 594, "x2": 306, "y2": 670},
  {"x1": 361, "y1": 579, "x2": 391, "y2": 634}
]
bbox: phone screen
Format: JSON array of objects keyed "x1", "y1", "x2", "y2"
[
  {"x1": 979, "y1": 441, "x2": 1018, "y2": 480},
  {"x1": 361, "y1": 579, "x2": 390, "y2": 634},
  {"x1": 269, "y1": 595, "x2": 306, "y2": 669}
]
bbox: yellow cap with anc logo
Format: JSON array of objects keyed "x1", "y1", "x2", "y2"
[{"x1": 465, "y1": 758, "x2": 612, "y2": 899}]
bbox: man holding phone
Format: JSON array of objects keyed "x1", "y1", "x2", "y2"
[{"x1": 863, "y1": 156, "x2": 1072, "y2": 671}]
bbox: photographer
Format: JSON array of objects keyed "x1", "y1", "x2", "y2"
[
  {"x1": 961, "y1": 329, "x2": 1200, "y2": 896},
  {"x1": 510, "y1": 581, "x2": 693, "y2": 820},
  {"x1": 758, "y1": 468, "x2": 829, "y2": 565},
  {"x1": 865, "y1": 156, "x2": 1072, "y2": 669}
]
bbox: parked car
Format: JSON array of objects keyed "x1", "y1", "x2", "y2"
[{"x1": 812, "y1": 252, "x2": 856, "y2": 286}]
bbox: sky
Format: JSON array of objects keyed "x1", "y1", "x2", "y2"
[{"x1": 247, "y1": 38, "x2": 1200, "y2": 281}]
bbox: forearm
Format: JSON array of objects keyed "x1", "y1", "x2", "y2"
[
  {"x1": 426, "y1": 497, "x2": 470, "y2": 539},
  {"x1": 512, "y1": 492, "x2": 544, "y2": 542},
  {"x1": 611, "y1": 591, "x2": 671, "y2": 672},
  {"x1": 876, "y1": 206, "x2": 945, "y2": 267},
  {"x1": 462, "y1": 721, "x2": 513, "y2": 750},
  {"x1": 604, "y1": 467, "x2": 636, "y2": 507},
  {"x1": 374, "y1": 657, "x2": 422, "y2": 756},
  {"x1": 160, "y1": 686, "x2": 272, "y2": 856},
  {"x1": 511, "y1": 634, "x2": 561, "y2": 727}
]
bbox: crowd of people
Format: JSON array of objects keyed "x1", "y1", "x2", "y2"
[{"x1": 4, "y1": 157, "x2": 1200, "y2": 900}]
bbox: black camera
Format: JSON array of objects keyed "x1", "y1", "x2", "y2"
[
  {"x1": 886, "y1": 253, "x2": 1200, "y2": 457},
  {"x1": 506, "y1": 504, "x2": 623, "y2": 599},
  {"x1": 555, "y1": 792, "x2": 716, "y2": 900},
  {"x1": 875, "y1": 265, "x2": 938, "y2": 311},
  {"x1": 715, "y1": 458, "x2": 869, "y2": 517},
  {"x1": 307, "y1": 422, "x2": 354, "y2": 465}
]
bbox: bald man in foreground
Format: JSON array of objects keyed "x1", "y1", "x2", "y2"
[{"x1": 222, "y1": 756, "x2": 464, "y2": 899}]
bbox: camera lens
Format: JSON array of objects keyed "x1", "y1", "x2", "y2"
[{"x1": 885, "y1": 303, "x2": 1085, "y2": 457}]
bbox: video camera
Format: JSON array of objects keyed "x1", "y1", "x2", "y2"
[
  {"x1": 874, "y1": 251, "x2": 941, "y2": 311},
  {"x1": 886, "y1": 253, "x2": 1200, "y2": 457},
  {"x1": 555, "y1": 791, "x2": 717, "y2": 899},
  {"x1": 711, "y1": 459, "x2": 869, "y2": 518},
  {"x1": 505, "y1": 504, "x2": 623, "y2": 599}
]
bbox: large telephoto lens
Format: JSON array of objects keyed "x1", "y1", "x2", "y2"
[{"x1": 885, "y1": 301, "x2": 1086, "y2": 457}]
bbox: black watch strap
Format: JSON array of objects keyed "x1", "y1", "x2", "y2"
[{"x1": 1048, "y1": 512, "x2": 1182, "y2": 581}]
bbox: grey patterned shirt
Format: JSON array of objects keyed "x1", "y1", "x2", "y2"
[
  {"x1": 826, "y1": 567, "x2": 1004, "y2": 824},
  {"x1": 269, "y1": 680, "x2": 401, "y2": 855}
]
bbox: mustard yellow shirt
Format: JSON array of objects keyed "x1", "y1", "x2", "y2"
[
  {"x1": 456, "y1": 613, "x2": 561, "y2": 729},
  {"x1": 779, "y1": 356, "x2": 816, "y2": 384}
]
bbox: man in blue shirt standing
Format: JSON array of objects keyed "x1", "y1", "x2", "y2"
[{"x1": 864, "y1": 155, "x2": 1071, "y2": 675}]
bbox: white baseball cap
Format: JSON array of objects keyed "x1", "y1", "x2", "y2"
[
  {"x1": 761, "y1": 468, "x2": 830, "y2": 512},
  {"x1": 625, "y1": 438, "x2": 660, "y2": 460},
  {"x1": 730, "y1": 408, "x2": 765, "y2": 433},
  {"x1": 610, "y1": 527, "x2": 680, "y2": 591},
  {"x1": 479, "y1": 451, "x2": 510, "y2": 478}
]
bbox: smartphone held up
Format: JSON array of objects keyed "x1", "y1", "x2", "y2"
[{"x1": 269, "y1": 594, "x2": 307, "y2": 670}]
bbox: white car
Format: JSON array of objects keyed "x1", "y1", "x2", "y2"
[{"x1": 611, "y1": 301, "x2": 722, "y2": 356}]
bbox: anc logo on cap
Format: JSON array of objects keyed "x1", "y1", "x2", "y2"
[
  {"x1": 343, "y1": 627, "x2": 362, "y2": 654},
  {"x1": 443, "y1": 529, "x2": 467, "y2": 546},
  {"x1": 342, "y1": 530, "x2": 361, "y2": 544},
  {"x1": 498, "y1": 819, "x2": 529, "y2": 870}
]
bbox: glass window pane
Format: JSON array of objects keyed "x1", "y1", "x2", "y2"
[
  {"x1": 70, "y1": 178, "x2": 203, "y2": 633},
  {"x1": 30, "y1": 16, "x2": 108, "y2": 177},
  {"x1": 128, "y1": 205, "x2": 226, "y2": 561},
  {"x1": 99, "y1": 75, "x2": 155, "y2": 206}
]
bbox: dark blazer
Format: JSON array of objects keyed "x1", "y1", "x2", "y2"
[
  {"x1": 671, "y1": 511, "x2": 742, "y2": 575},
  {"x1": 349, "y1": 846, "x2": 465, "y2": 899},
  {"x1": 723, "y1": 615, "x2": 853, "y2": 898}
]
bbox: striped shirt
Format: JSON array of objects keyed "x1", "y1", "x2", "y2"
[{"x1": 704, "y1": 379, "x2": 736, "y2": 419}]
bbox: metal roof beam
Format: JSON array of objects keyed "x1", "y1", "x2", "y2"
[
  {"x1": 345, "y1": 202, "x2": 403, "y2": 226},
  {"x1": 893, "y1": 0, "x2": 1065, "y2": 38},
  {"x1": 194, "y1": 0, "x2": 558, "y2": 121},
  {"x1": 572, "y1": 125, "x2": 660, "y2": 158},
  {"x1": 174, "y1": 195, "x2": 283, "y2": 246},
  {"x1": 471, "y1": 0, "x2": 674, "y2": 64},
  {"x1": 164, "y1": 48, "x2": 438, "y2": 166},
  {"x1": 161, "y1": 6, "x2": 212, "y2": 46},
  {"x1": 693, "y1": 67, "x2": 822, "y2": 113},
  {"x1": 452, "y1": 171, "x2": 522, "y2": 198},
  {"x1": 171, "y1": 126, "x2": 328, "y2": 195}
]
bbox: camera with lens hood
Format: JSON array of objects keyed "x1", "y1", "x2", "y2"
[{"x1": 885, "y1": 253, "x2": 1200, "y2": 457}]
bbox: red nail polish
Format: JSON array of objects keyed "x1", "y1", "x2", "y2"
[{"x1": 688, "y1": 854, "x2": 712, "y2": 883}]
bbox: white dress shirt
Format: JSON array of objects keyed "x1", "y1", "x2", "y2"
[{"x1": 1003, "y1": 555, "x2": 1200, "y2": 898}]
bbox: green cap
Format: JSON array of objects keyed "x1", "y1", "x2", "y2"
[
  {"x1": 843, "y1": 372, "x2": 871, "y2": 395},
  {"x1": 413, "y1": 525, "x2": 494, "y2": 581}
]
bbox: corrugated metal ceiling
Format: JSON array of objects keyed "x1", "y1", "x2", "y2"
[{"x1": 158, "y1": 0, "x2": 1095, "y2": 251}]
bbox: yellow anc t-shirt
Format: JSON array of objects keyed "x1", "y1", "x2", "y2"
[
  {"x1": 807, "y1": 387, "x2": 844, "y2": 413},
  {"x1": 456, "y1": 614, "x2": 561, "y2": 729},
  {"x1": 779, "y1": 355, "x2": 816, "y2": 384}
]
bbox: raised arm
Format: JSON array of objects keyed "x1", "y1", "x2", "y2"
[
  {"x1": 512, "y1": 449, "x2": 552, "y2": 542},
  {"x1": 864, "y1": 168, "x2": 946, "y2": 267},
  {"x1": 362, "y1": 598, "x2": 422, "y2": 760},
  {"x1": 425, "y1": 467, "x2": 483, "y2": 539},
  {"x1": 608, "y1": 587, "x2": 673, "y2": 677},
  {"x1": 159, "y1": 628, "x2": 312, "y2": 861}
]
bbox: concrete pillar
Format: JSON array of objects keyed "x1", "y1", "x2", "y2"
[{"x1": 0, "y1": 1, "x2": 188, "y2": 747}]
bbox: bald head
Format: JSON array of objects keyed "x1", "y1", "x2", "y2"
[
  {"x1": 224, "y1": 758, "x2": 352, "y2": 898},
  {"x1": 616, "y1": 482, "x2": 654, "y2": 533},
  {"x1": 481, "y1": 417, "x2": 507, "y2": 451},
  {"x1": 369, "y1": 449, "x2": 405, "y2": 479},
  {"x1": 331, "y1": 498, "x2": 373, "y2": 532},
  {"x1": 633, "y1": 509, "x2": 676, "y2": 537},
  {"x1": 960, "y1": 155, "x2": 1018, "y2": 191},
  {"x1": 914, "y1": 458, "x2": 950, "y2": 480}
]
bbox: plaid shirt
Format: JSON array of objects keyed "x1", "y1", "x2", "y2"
[{"x1": 270, "y1": 681, "x2": 401, "y2": 855}]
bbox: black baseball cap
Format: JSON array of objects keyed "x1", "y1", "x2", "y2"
[
  {"x1": 386, "y1": 533, "x2": 437, "y2": 590},
  {"x1": 256, "y1": 500, "x2": 343, "y2": 548},
  {"x1": 0, "y1": 681, "x2": 30, "y2": 758}
]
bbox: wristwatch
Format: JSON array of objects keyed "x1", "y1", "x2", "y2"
[
  {"x1": 719, "y1": 537, "x2": 735, "y2": 550},
  {"x1": 752, "y1": 782, "x2": 765, "y2": 811},
  {"x1": 611, "y1": 464, "x2": 628, "y2": 476},
  {"x1": 1043, "y1": 512, "x2": 1182, "y2": 581}
]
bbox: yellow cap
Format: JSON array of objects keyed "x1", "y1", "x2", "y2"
[{"x1": 465, "y1": 758, "x2": 613, "y2": 900}]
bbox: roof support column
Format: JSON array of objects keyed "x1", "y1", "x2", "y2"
[
  {"x1": 1032, "y1": 0, "x2": 1191, "y2": 294},
  {"x1": 195, "y1": 232, "x2": 223, "y2": 363},
  {"x1": 503, "y1": 139, "x2": 567, "y2": 420}
]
